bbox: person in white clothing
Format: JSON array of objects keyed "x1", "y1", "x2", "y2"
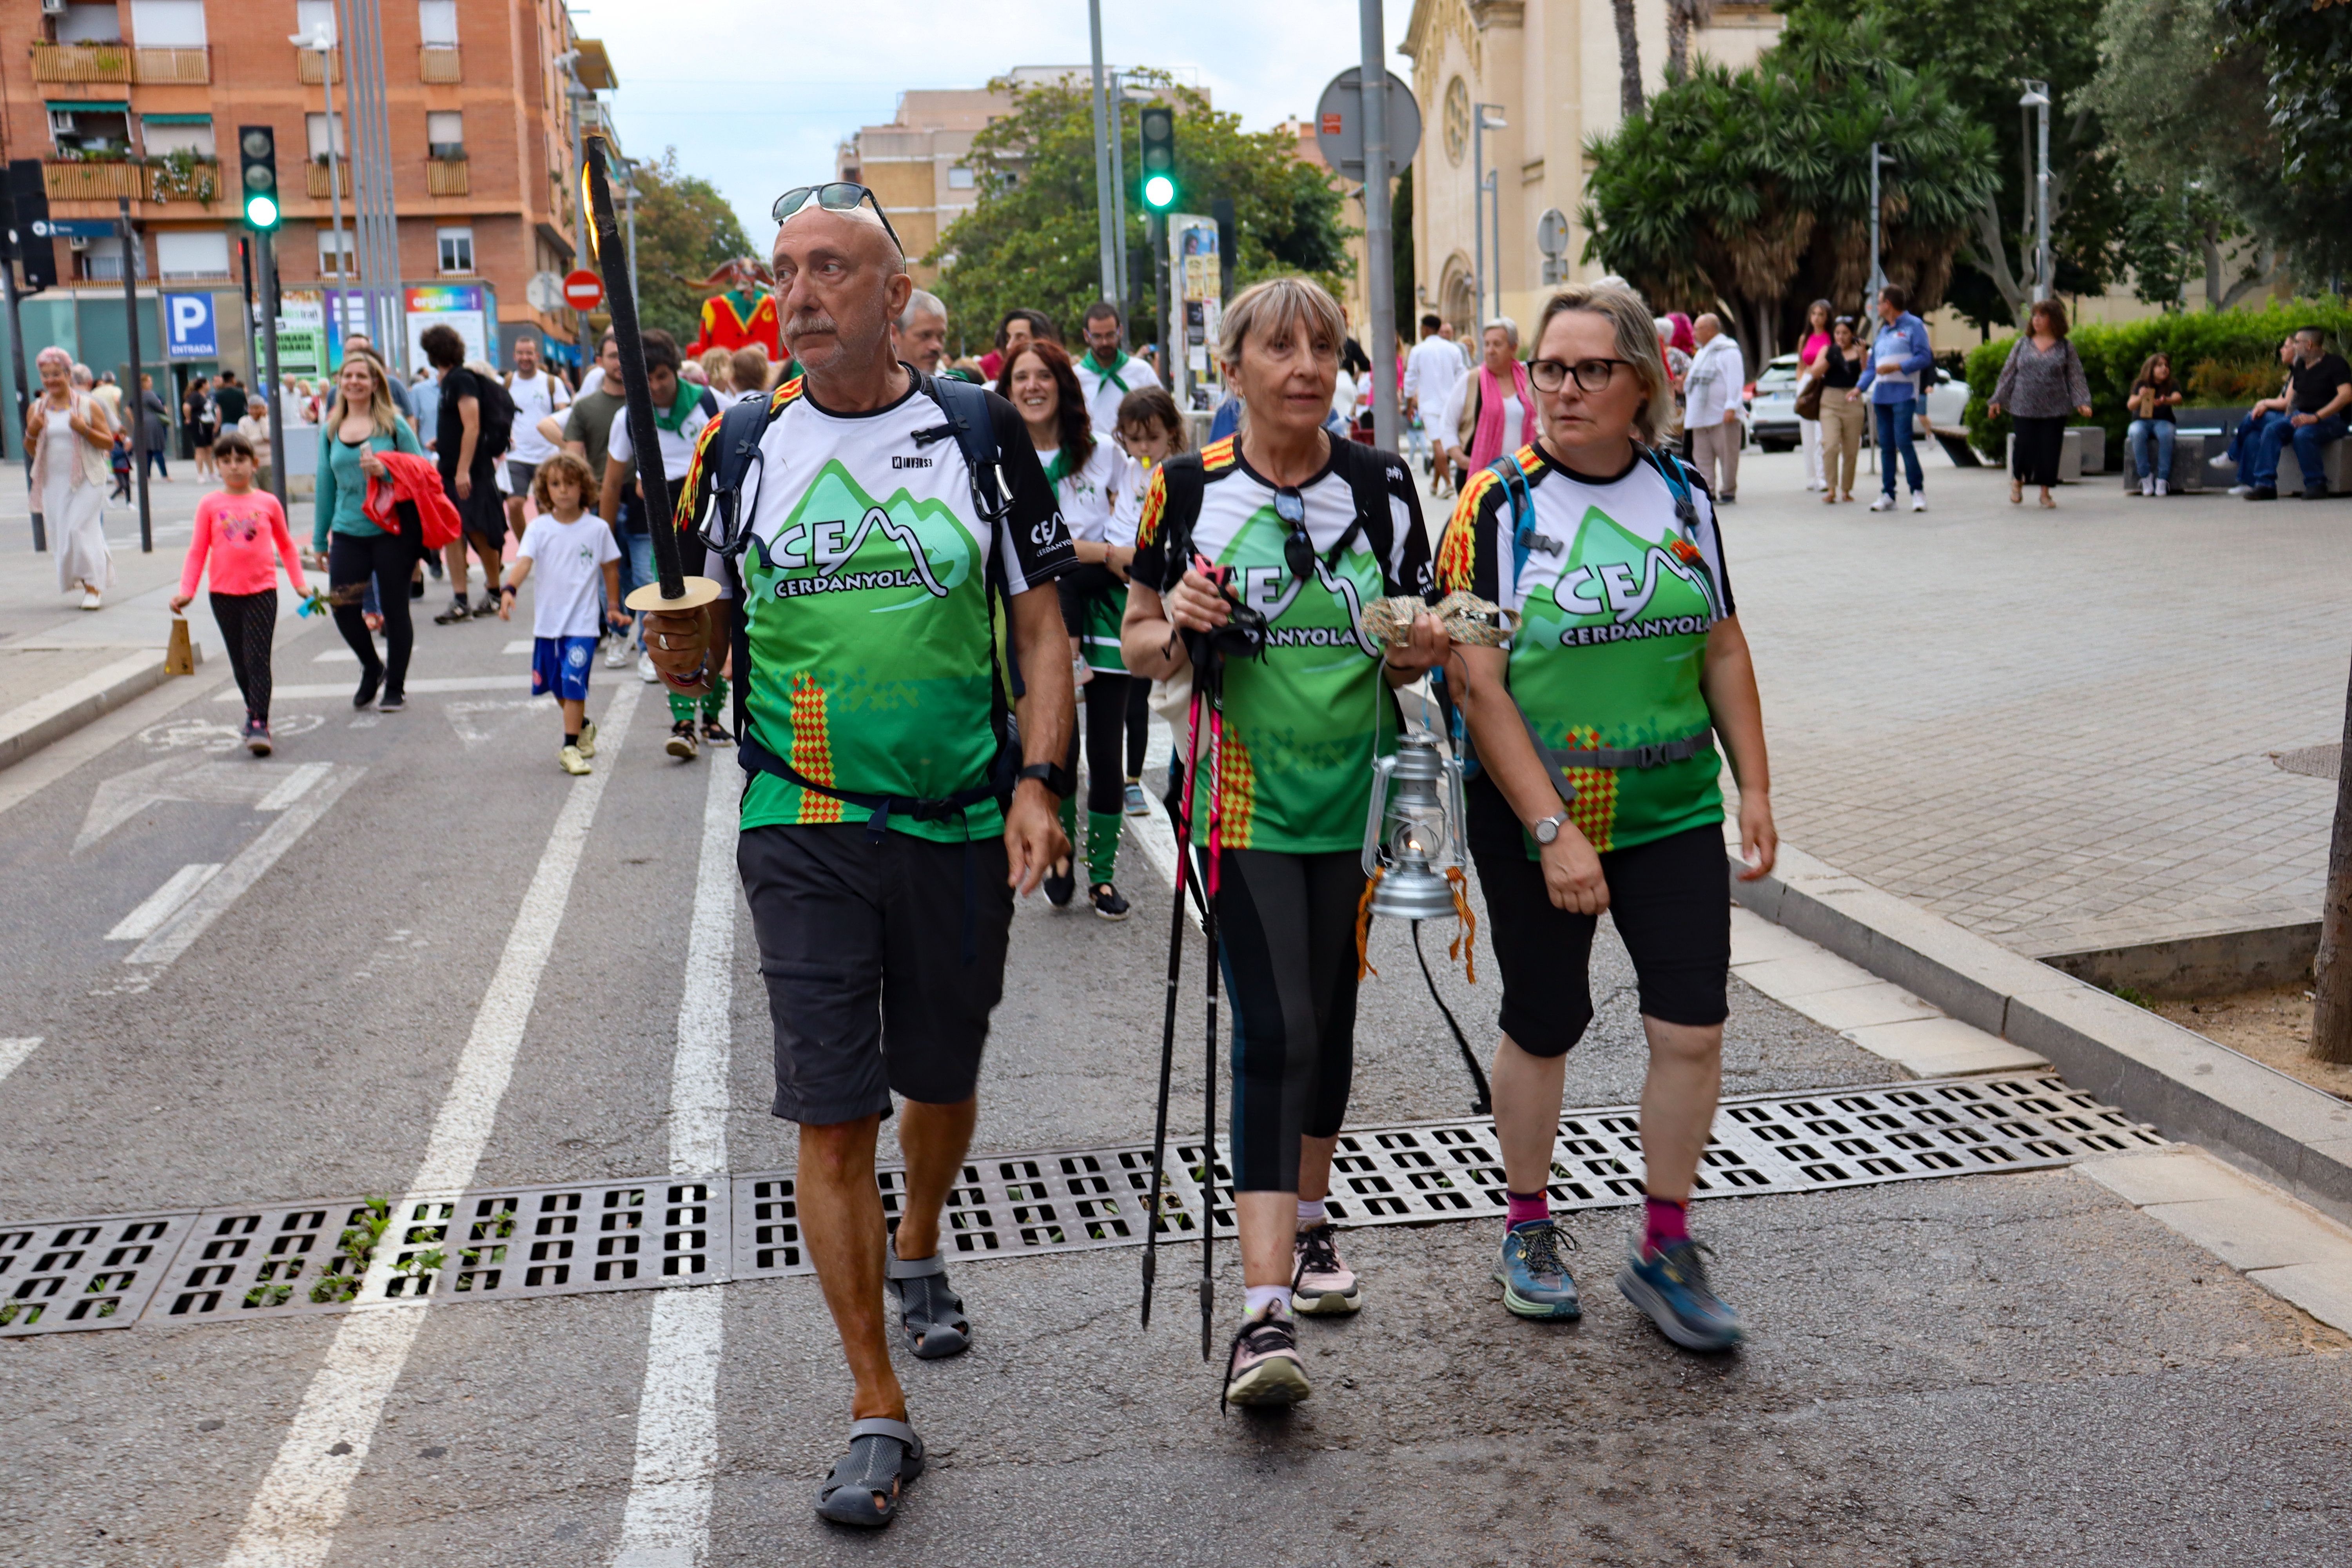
[
  {"x1": 25, "y1": 347, "x2": 114, "y2": 609},
  {"x1": 1404, "y1": 312, "x2": 1468, "y2": 491},
  {"x1": 1682, "y1": 313, "x2": 1745, "y2": 503},
  {"x1": 499, "y1": 451, "x2": 626, "y2": 775},
  {"x1": 1075, "y1": 301, "x2": 1161, "y2": 437}
]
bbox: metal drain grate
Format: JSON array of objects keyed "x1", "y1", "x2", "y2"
[{"x1": 0, "y1": 1076, "x2": 2160, "y2": 1333}]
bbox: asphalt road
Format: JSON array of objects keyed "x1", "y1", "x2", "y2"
[{"x1": 0, "y1": 600, "x2": 2348, "y2": 1566}]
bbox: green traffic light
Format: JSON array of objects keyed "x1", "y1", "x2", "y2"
[
  {"x1": 245, "y1": 193, "x2": 279, "y2": 229},
  {"x1": 1143, "y1": 173, "x2": 1176, "y2": 210}
]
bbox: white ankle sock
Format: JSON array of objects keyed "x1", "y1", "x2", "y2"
[
  {"x1": 1296, "y1": 1199, "x2": 1328, "y2": 1229},
  {"x1": 1245, "y1": 1283, "x2": 1292, "y2": 1318}
]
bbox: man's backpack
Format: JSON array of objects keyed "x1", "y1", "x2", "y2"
[{"x1": 471, "y1": 371, "x2": 516, "y2": 458}]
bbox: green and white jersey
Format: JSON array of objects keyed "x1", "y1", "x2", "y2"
[
  {"x1": 698, "y1": 377, "x2": 1071, "y2": 842},
  {"x1": 1133, "y1": 435, "x2": 1432, "y2": 855},
  {"x1": 1438, "y1": 443, "x2": 1735, "y2": 853},
  {"x1": 1041, "y1": 439, "x2": 1134, "y2": 673}
]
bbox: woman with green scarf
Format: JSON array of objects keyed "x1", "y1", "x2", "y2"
[{"x1": 998, "y1": 338, "x2": 1135, "y2": 920}]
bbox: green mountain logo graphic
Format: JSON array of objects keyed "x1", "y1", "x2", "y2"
[
  {"x1": 751, "y1": 459, "x2": 979, "y2": 614},
  {"x1": 1520, "y1": 504, "x2": 1717, "y2": 644}
]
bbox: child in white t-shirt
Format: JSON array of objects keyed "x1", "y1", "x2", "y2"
[{"x1": 499, "y1": 452, "x2": 625, "y2": 774}]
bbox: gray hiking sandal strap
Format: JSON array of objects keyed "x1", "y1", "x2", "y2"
[
  {"x1": 816, "y1": 1418, "x2": 926, "y2": 1528},
  {"x1": 886, "y1": 1245, "x2": 970, "y2": 1360}
]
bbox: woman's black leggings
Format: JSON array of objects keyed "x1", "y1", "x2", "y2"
[
  {"x1": 1074, "y1": 672, "x2": 1132, "y2": 816},
  {"x1": 209, "y1": 589, "x2": 277, "y2": 721},
  {"x1": 1214, "y1": 847, "x2": 1365, "y2": 1193},
  {"x1": 1125, "y1": 675, "x2": 1150, "y2": 779},
  {"x1": 329, "y1": 530, "x2": 415, "y2": 698},
  {"x1": 2011, "y1": 414, "x2": 2067, "y2": 486}
]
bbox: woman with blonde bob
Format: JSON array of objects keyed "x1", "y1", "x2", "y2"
[
  {"x1": 1123, "y1": 275, "x2": 1446, "y2": 1409},
  {"x1": 311, "y1": 348, "x2": 426, "y2": 710},
  {"x1": 1436, "y1": 282, "x2": 1776, "y2": 1351}
]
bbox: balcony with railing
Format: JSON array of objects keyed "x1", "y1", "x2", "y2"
[
  {"x1": 42, "y1": 160, "x2": 148, "y2": 201},
  {"x1": 426, "y1": 158, "x2": 469, "y2": 197},
  {"x1": 29, "y1": 42, "x2": 134, "y2": 83},
  {"x1": 296, "y1": 49, "x2": 341, "y2": 85},
  {"x1": 133, "y1": 46, "x2": 209, "y2": 83},
  {"x1": 307, "y1": 161, "x2": 353, "y2": 198},
  {"x1": 419, "y1": 47, "x2": 461, "y2": 83}
]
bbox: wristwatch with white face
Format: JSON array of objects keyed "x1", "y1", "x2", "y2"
[{"x1": 1531, "y1": 811, "x2": 1569, "y2": 845}]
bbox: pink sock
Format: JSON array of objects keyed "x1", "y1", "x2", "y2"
[
  {"x1": 1506, "y1": 1189, "x2": 1550, "y2": 1229},
  {"x1": 1642, "y1": 1196, "x2": 1690, "y2": 1256}
]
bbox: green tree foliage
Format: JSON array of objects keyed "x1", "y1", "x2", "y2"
[
  {"x1": 625, "y1": 148, "x2": 757, "y2": 346},
  {"x1": 1959, "y1": 298, "x2": 2352, "y2": 456},
  {"x1": 1785, "y1": 0, "x2": 2129, "y2": 329},
  {"x1": 931, "y1": 75, "x2": 1352, "y2": 355},
  {"x1": 1579, "y1": 13, "x2": 1996, "y2": 356},
  {"x1": 2219, "y1": 0, "x2": 2352, "y2": 187}
]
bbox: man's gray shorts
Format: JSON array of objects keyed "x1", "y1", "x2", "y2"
[{"x1": 738, "y1": 822, "x2": 1013, "y2": 1126}]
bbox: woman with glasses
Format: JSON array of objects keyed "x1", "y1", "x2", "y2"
[
  {"x1": 999, "y1": 337, "x2": 1135, "y2": 919},
  {"x1": 1123, "y1": 276, "x2": 1444, "y2": 1410},
  {"x1": 1437, "y1": 281, "x2": 1776, "y2": 1352}
]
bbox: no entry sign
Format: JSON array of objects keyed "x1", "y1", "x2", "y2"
[{"x1": 562, "y1": 269, "x2": 604, "y2": 311}]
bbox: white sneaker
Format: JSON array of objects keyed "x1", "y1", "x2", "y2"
[
  {"x1": 2227, "y1": 483, "x2": 2253, "y2": 497},
  {"x1": 604, "y1": 638, "x2": 627, "y2": 670},
  {"x1": 1867, "y1": 494, "x2": 1895, "y2": 512},
  {"x1": 638, "y1": 652, "x2": 658, "y2": 683},
  {"x1": 2154, "y1": 479, "x2": 2168, "y2": 497},
  {"x1": 1909, "y1": 492, "x2": 1927, "y2": 512},
  {"x1": 80, "y1": 587, "x2": 102, "y2": 610},
  {"x1": 2140, "y1": 476, "x2": 2154, "y2": 497}
]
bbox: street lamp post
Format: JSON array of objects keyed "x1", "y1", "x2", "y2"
[
  {"x1": 1087, "y1": 2, "x2": 1119, "y2": 310},
  {"x1": 1358, "y1": 0, "x2": 1399, "y2": 454},
  {"x1": 2018, "y1": 81, "x2": 2052, "y2": 305},
  {"x1": 1472, "y1": 103, "x2": 1507, "y2": 327},
  {"x1": 294, "y1": 24, "x2": 347, "y2": 354},
  {"x1": 1866, "y1": 142, "x2": 1896, "y2": 303}
]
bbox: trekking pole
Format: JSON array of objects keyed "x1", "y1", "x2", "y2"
[
  {"x1": 1195, "y1": 642, "x2": 1226, "y2": 1362},
  {"x1": 1140, "y1": 683, "x2": 1206, "y2": 1330},
  {"x1": 1413, "y1": 921, "x2": 1494, "y2": 1115}
]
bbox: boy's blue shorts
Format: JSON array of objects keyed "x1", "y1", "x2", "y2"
[{"x1": 532, "y1": 635, "x2": 597, "y2": 702}]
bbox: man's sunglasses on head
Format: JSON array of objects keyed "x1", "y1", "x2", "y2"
[{"x1": 771, "y1": 182, "x2": 904, "y2": 255}]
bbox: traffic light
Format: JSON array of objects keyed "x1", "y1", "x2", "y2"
[
  {"x1": 238, "y1": 126, "x2": 281, "y2": 231},
  {"x1": 1139, "y1": 105, "x2": 1176, "y2": 211}
]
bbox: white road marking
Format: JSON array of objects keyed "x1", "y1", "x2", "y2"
[
  {"x1": 502, "y1": 639, "x2": 533, "y2": 655},
  {"x1": 1125, "y1": 719, "x2": 1199, "y2": 929},
  {"x1": 255, "y1": 762, "x2": 333, "y2": 812},
  {"x1": 310, "y1": 644, "x2": 386, "y2": 663},
  {"x1": 444, "y1": 698, "x2": 550, "y2": 748},
  {"x1": 106, "y1": 862, "x2": 223, "y2": 941},
  {"x1": 128, "y1": 766, "x2": 364, "y2": 968},
  {"x1": 612, "y1": 757, "x2": 739, "y2": 1568},
  {"x1": 220, "y1": 680, "x2": 643, "y2": 1568},
  {"x1": 76, "y1": 758, "x2": 315, "y2": 854},
  {"x1": 0, "y1": 1038, "x2": 43, "y2": 1083},
  {"x1": 218, "y1": 676, "x2": 521, "y2": 702}
]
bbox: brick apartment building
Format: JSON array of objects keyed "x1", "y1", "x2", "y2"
[{"x1": 0, "y1": 0, "x2": 616, "y2": 448}]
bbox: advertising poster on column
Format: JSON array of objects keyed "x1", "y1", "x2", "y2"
[
  {"x1": 404, "y1": 284, "x2": 491, "y2": 371},
  {"x1": 273, "y1": 288, "x2": 326, "y2": 380},
  {"x1": 1167, "y1": 214, "x2": 1219, "y2": 406}
]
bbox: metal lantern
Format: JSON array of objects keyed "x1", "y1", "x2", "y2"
[{"x1": 1361, "y1": 728, "x2": 1470, "y2": 921}]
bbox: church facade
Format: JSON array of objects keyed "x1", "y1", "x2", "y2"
[{"x1": 1403, "y1": 0, "x2": 1781, "y2": 337}]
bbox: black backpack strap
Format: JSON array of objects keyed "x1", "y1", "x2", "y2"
[
  {"x1": 912, "y1": 372, "x2": 1008, "y2": 523},
  {"x1": 1327, "y1": 437, "x2": 1409, "y2": 595}
]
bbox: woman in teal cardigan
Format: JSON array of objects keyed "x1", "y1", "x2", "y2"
[{"x1": 309, "y1": 353, "x2": 425, "y2": 710}]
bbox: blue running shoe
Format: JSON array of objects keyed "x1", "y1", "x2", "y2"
[
  {"x1": 1616, "y1": 1237, "x2": 1743, "y2": 1350},
  {"x1": 1491, "y1": 1219, "x2": 1581, "y2": 1320}
]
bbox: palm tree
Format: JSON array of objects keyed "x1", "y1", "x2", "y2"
[
  {"x1": 1666, "y1": 0, "x2": 1717, "y2": 86},
  {"x1": 1611, "y1": 0, "x2": 1643, "y2": 119}
]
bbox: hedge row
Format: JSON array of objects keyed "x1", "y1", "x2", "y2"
[{"x1": 1959, "y1": 299, "x2": 2352, "y2": 458}]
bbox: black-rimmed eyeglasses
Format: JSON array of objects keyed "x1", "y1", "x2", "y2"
[
  {"x1": 770, "y1": 182, "x2": 904, "y2": 255},
  {"x1": 1528, "y1": 357, "x2": 1632, "y2": 394}
]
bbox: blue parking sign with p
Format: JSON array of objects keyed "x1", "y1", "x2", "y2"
[{"x1": 165, "y1": 292, "x2": 217, "y2": 360}]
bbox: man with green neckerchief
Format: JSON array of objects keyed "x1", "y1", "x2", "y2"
[
  {"x1": 1077, "y1": 301, "x2": 1163, "y2": 437},
  {"x1": 601, "y1": 328, "x2": 729, "y2": 758}
]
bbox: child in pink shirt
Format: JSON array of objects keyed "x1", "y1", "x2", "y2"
[{"x1": 171, "y1": 431, "x2": 307, "y2": 755}]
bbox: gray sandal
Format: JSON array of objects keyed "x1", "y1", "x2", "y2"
[
  {"x1": 886, "y1": 1243, "x2": 971, "y2": 1359},
  {"x1": 815, "y1": 1417, "x2": 924, "y2": 1528}
]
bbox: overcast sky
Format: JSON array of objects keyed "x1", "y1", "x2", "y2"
[{"x1": 586, "y1": 0, "x2": 1416, "y2": 245}]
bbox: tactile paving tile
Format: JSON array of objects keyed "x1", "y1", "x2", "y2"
[
  {"x1": 0, "y1": 1076, "x2": 2161, "y2": 1332},
  {"x1": 0, "y1": 1211, "x2": 194, "y2": 1336}
]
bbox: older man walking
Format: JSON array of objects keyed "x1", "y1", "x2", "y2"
[
  {"x1": 1854, "y1": 283, "x2": 1935, "y2": 512},
  {"x1": 891, "y1": 287, "x2": 949, "y2": 376},
  {"x1": 1684, "y1": 313, "x2": 1745, "y2": 503},
  {"x1": 646, "y1": 183, "x2": 1074, "y2": 1532}
]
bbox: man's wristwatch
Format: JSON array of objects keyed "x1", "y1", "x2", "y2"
[
  {"x1": 1018, "y1": 761, "x2": 1076, "y2": 798},
  {"x1": 1530, "y1": 811, "x2": 1570, "y2": 845}
]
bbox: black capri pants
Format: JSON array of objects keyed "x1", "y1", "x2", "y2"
[
  {"x1": 328, "y1": 530, "x2": 415, "y2": 701},
  {"x1": 1464, "y1": 772, "x2": 1730, "y2": 1058},
  {"x1": 1214, "y1": 847, "x2": 1366, "y2": 1192}
]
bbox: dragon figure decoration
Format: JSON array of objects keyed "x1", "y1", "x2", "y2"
[{"x1": 683, "y1": 258, "x2": 783, "y2": 361}]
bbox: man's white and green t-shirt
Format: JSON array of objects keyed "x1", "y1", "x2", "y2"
[
  {"x1": 1132, "y1": 434, "x2": 1430, "y2": 855},
  {"x1": 686, "y1": 377, "x2": 1072, "y2": 842},
  {"x1": 1437, "y1": 443, "x2": 1733, "y2": 853}
]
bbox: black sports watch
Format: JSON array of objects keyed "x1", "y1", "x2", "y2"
[{"x1": 1018, "y1": 761, "x2": 1076, "y2": 798}]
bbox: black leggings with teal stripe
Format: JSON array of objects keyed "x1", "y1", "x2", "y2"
[{"x1": 1214, "y1": 847, "x2": 1365, "y2": 1192}]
